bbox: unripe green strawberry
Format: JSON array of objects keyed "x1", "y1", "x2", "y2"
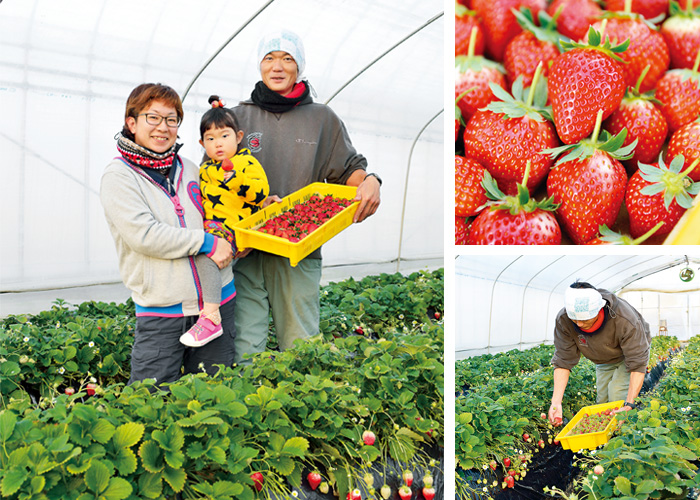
[
  {"x1": 380, "y1": 484, "x2": 392, "y2": 500},
  {"x1": 363, "y1": 472, "x2": 374, "y2": 488},
  {"x1": 319, "y1": 482, "x2": 330, "y2": 494},
  {"x1": 423, "y1": 474, "x2": 434, "y2": 488}
]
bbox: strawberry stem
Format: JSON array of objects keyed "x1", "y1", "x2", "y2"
[
  {"x1": 634, "y1": 65, "x2": 650, "y2": 94},
  {"x1": 599, "y1": 19, "x2": 608, "y2": 45},
  {"x1": 680, "y1": 158, "x2": 700, "y2": 178},
  {"x1": 633, "y1": 221, "x2": 665, "y2": 244},
  {"x1": 624, "y1": 0, "x2": 632, "y2": 14},
  {"x1": 522, "y1": 160, "x2": 532, "y2": 186},
  {"x1": 526, "y1": 62, "x2": 544, "y2": 108},
  {"x1": 590, "y1": 110, "x2": 604, "y2": 143},
  {"x1": 693, "y1": 47, "x2": 700, "y2": 74},
  {"x1": 468, "y1": 26, "x2": 477, "y2": 58}
]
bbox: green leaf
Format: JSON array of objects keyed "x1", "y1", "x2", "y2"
[
  {"x1": 102, "y1": 477, "x2": 133, "y2": 500},
  {"x1": 615, "y1": 475, "x2": 633, "y2": 496},
  {"x1": 0, "y1": 410, "x2": 17, "y2": 442},
  {"x1": 91, "y1": 419, "x2": 116, "y2": 444},
  {"x1": 162, "y1": 466, "x2": 187, "y2": 493},
  {"x1": 270, "y1": 456, "x2": 296, "y2": 476},
  {"x1": 139, "y1": 441, "x2": 164, "y2": 473},
  {"x1": 635, "y1": 479, "x2": 660, "y2": 494},
  {"x1": 112, "y1": 422, "x2": 144, "y2": 449},
  {"x1": 30, "y1": 475, "x2": 45, "y2": 494},
  {"x1": 85, "y1": 460, "x2": 110, "y2": 495},
  {"x1": 0, "y1": 362, "x2": 20, "y2": 377},
  {"x1": 0, "y1": 467, "x2": 28, "y2": 497},
  {"x1": 282, "y1": 437, "x2": 309, "y2": 457},
  {"x1": 206, "y1": 446, "x2": 227, "y2": 464},
  {"x1": 138, "y1": 472, "x2": 163, "y2": 499},
  {"x1": 113, "y1": 447, "x2": 138, "y2": 476},
  {"x1": 213, "y1": 480, "x2": 244, "y2": 498}
]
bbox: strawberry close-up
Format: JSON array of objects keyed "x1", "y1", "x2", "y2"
[
  {"x1": 625, "y1": 154, "x2": 700, "y2": 238},
  {"x1": 463, "y1": 69, "x2": 559, "y2": 195},
  {"x1": 544, "y1": 111, "x2": 634, "y2": 243},
  {"x1": 605, "y1": 0, "x2": 670, "y2": 22},
  {"x1": 456, "y1": 4, "x2": 486, "y2": 56},
  {"x1": 467, "y1": 162, "x2": 562, "y2": 244},
  {"x1": 472, "y1": 0, "x2": 547, "y2": 61},
  {"x1": 661, "y1": 0, "x2": 700, "y2": 69},
  {"x1": 589, "y1": 15, "x2": 670, "y2": 92},
  {"x1": 547, "y1": 0, "x2": 603, "y2": 41},
  {"x1": 456, "y1": 215, "x2": 471, "y2": 244},
  {"x1": 654, "y1": 62, "x2": 700, "y2": 136},
  {"x1": 667, "y1": 119, "x2": 700, "y2": 180},
  {"x1": 455, "y1": 155, "x2": 488, "y2": 217},
  {"x1": 548, "y1": 27, "x2": 628, "y2": 145}
]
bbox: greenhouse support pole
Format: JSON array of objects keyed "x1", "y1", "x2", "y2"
[
  {"x1": 396, "y1": 110, "x2": 443, "y2": 273},
  {"x1": 181, "y1": 0, "x2": 276, "y2": 102}
]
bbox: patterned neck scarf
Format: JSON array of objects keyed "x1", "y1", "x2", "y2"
[{"x1": 116, "y1": 132, "x2": 180, "y2": 170}]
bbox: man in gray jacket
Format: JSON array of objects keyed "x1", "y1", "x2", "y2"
[
  {"x1": 231, "y1": 30, "x2": 381, "y2": 362},
  {"x1": 548, "y1": 281, "x2": 651, "y2": 425}
]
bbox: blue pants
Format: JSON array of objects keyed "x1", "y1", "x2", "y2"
[{"x1": 129, "y1": 297, "x2": 236, "y2": 386}]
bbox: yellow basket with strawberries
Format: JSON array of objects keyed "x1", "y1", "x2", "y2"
[
  {"x1": 231, "y1": 183, "x2": 359, "y2": 267},
  {"x1": 555, "y1": 400, "x2": 624, "y2": 452}
]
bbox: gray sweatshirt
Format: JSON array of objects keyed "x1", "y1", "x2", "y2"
[
  {"x1": 100, "y1": 156, "x2": 232, "y2": 316},
  {"x1": 551, "y1": 289, "x2": 651, "y2": 373}
]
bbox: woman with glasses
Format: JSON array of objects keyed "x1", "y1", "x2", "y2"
[{"x1": 100, "y1": 83, "x2": 236, "y2": 387}]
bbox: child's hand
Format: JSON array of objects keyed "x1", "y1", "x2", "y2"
[{"x1": 224, "y1": 171, "x2": 234, "y2": 182}]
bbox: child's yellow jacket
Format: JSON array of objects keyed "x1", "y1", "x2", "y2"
[{"x1": 199, "y1": 148, "x2": 269, "y2": 230}]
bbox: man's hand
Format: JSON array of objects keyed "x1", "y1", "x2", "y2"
[
  {"x1": 263, "y1": 195, "x2": 282, "y2": 208},
  {"x1": 549, "y1": 403, "x2": 564, "y2": 426},
  {"x1": 352, "y1": 174, "x2": 381, "y2": 223},
  {"x1": 211, "y1": 237, "x2": 234, "y2": 269}
]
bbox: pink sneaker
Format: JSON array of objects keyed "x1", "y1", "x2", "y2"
[{"x1": 180, "y1": 313, "x2": 223, "y2": 347}]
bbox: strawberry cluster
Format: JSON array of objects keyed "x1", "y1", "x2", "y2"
[
  {"x1": 258, "y1": 194, "x2": 352, "y2": 242},
  {"x1": 456, "y1": 0, "x2": 700, "y2": 245},
  {"x1": 567, "y1": 409, "x2": 616, "y2": 435}
]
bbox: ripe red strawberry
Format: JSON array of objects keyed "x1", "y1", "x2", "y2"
[
  {"x1": 544, "y1": 110, "x2": 635, "y2": 243},
  {"x1": 398, "y1": 485, "x2": 412, "y2": 500},
  {"x1": 504, "y1": 457, "x2": 512, "y2": 467},
  {"x1": 251, "y1": 472, "x2": 264, "y2": 492},
  {"x1": 86, "y1": 383, "x2": 96, "y2": 396},
  {"x1": 472, "y1": 0, "x2": 547, "y2": 61},
  {"x1": 503, "y1": 8, "x2": 562, "y2": 89},
  {"x1": 455, "y1": 215, "x2": 471, "y2": 244},
  {"x1": 307, "y1": 471, "x2": 322, "y2": 490},
  {"x1": 422, "y1": 487, "x2": 436, "y2": 500},
  {"x1": 455, "y1": 155, "x2": 488, "y2": 217},
  {"x1": 548, "y1": 27, "x2": 629, "y2": 144},
  {"x1": 667, "y1": 120, "x2": 700, "y2": 180},
  {"x1": 547, "y1": 0, "x2": 603, "y2": 42},
  {"x1": 455, "y1": 41, "x2": 507, "y2": 122},
  {"x1": 463, "y1": 69, "x2": 559, "y2": 195},
  {"x1": 655, "y1": 65, "x2": 700, "y2": 136},
  {"x1": 589, "y1": 15, "x2": 669, "y2": 92},
  {"x1": 362, "y1": 430, "x2": 376, "y2": 446},
  {"x1": 456, "y1": 5, "x2": 486, "y2": 56},
  {"x1": 626, "y1": 154, "x2": 700, "y2": 237},
  {"x1": 455, "y1": 88, "x2": 475, "y2": 142},
  {"x1": 606, "y1": 0, "x2": 670, "y2": 22},
  {"x1": 348, "y1": 489, "x2": 362, "y2": 500},
  {"x1": 661, "y1": 0, "x2": 700, "y2": 69},
  {"x1": 505, "y1": 476, "x2": 515, "y2": 488},
  {"x1": 467, "y1": 162, "x2": 562, "y2": 244},
  {"x1": 603, "y1": 70, "x2": 668, "y2": 170}
]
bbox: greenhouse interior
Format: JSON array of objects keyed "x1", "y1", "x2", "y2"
[
  {"x1": 455, "y1": 254, "x2": 700, "y2": 499},
  {"x1": 0, "y1": 2, "x2": 445, "y2": 500},
  {"x1": 1, "y1": 0, "x2": 444, "y2": 312}
]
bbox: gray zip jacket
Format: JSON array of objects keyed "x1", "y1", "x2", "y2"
[
  {"x1": 232, "y1": 94, "x2": 367, "y2": 259},
  {"x1": 551, "y1": 289, "x2": 651, "y2": 373},
  {"x1": 100, "y1": 156, "x2": 232, "y2": 316}
]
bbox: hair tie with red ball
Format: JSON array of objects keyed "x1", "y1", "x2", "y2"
[{"x1": 211, "y1": 98, "x2": 225, "y2": 108}]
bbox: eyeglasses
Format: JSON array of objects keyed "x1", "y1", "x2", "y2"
[{"x1": 137, "y1": 113, "x2": 181, "y2": 128}]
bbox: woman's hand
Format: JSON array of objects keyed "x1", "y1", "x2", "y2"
[
  {"x1": 211, "y1": 237, "x2": 234, "y2": 269},
  {"x1": 353, "y1": 174, "x2": 381, "y2": 223}
]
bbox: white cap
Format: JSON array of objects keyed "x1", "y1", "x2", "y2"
[
  {"x1": 565, "y1": 287, "x2": 605, "y2": 321},
  {"x1": 258, "y1": 30, "x2": 306, "y2": 83}
]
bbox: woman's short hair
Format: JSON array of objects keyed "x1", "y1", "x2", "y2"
[{"x1": 122, "y1": 83, "x2": 183, "y2": 139}]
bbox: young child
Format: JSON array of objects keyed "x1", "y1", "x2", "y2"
[{"x1": 179, "y1": 95, "x2": 269, "y2": 347}]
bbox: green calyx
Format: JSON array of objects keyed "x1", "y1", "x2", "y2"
[
  {"x1": 623, "y1": 65, "x2": 663, "y2": 103},
  {"x1": 456, "y1": 54, "x2": 505, "y2": 74},
  {"x1": 668, "y1": 0, "x2": 700, "y2": 18},
  {"x1": 541, "y1": 109, "x2": 637, "y2": 166},
  {"x1": 560, "y1": 24, "x2": 630, "y2": 63},
  {"x1": 455, "y1": 88, "x2": 475, "y2": 125},
  {"x1": 455, "y1": 2, "x2": 476, "y2": 18},
  {"x1": 594, "y1": 222, "x2": 665, "y2": 244},
  {"x1": 511, "y1": 6, "x2": 567, "y2": 48},
  {"x1": 638, "y1": 155, "x2": 700, "y2": 210},
  {"x1": 481, "y1": 161, "x2": 559, "y2": 214},
  {"x1": 485, "y1": 63, "x2": 552, "y2": 122}
]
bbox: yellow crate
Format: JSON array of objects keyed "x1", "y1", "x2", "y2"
[
  {"x1": 555, "y1": 400, "x2": 624, "y2": 452},
  {"x1": 231, "y1": 183, "x2": 359, "y2": 267}
]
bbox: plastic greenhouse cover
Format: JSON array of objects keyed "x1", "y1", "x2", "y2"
[
  {"x1": 455, "y1": 255, "x2": 700, "y2": 358},
  {"x1": 0, "y1": 0, "x2": 443, "y2": 291}
]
